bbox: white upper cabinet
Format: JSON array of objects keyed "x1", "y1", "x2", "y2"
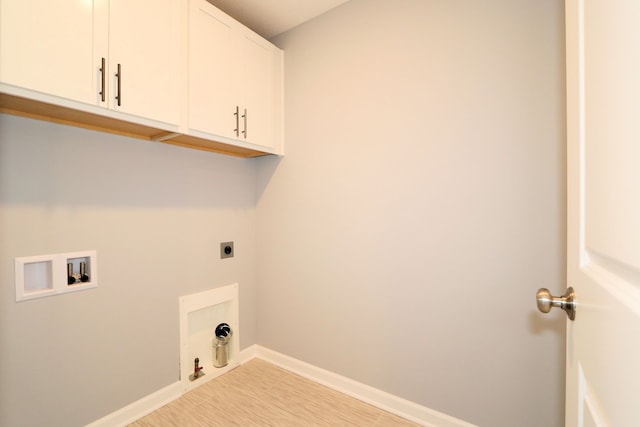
[
  {"x1": 0, "y1": 0, "x2": 282, "y2": 157},
  {"x1": 238, "y1": 30, "x2": 278, "y2": 150},
  {"x1": 188, "y1": 1, "x2": 236, "y2": 140},
  {"x1": 0, "y1": 0, "x2": 181, "y2": 129},
  {"x1": 188, "y1": 0, "x2": 283, "y2": 153},
  {"x1": 0, "y1": 0, "x2": 97, "y2": 104},
  {"x1": 107, "y1": 0, "x2": 182, "y2": 127}
]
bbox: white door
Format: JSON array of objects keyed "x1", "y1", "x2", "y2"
[{"x1": 562, "y1": 0, "x2": 640, "y2": 425}]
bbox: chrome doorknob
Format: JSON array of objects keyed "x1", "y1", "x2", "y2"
[{"x1": 536, "y1": 287, "x2": 576, "y2": 321}]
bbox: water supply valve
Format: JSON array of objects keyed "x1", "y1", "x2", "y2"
[{"x1": 189, "y1": 357, "x2": 205, "y2": 381}]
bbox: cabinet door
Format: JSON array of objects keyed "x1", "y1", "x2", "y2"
[
  {"x1": 0, "y1": 0, "x2": 97, "y2": 104},
  {"x1": 108, "y1": 0, "x2": 181, "y2": 126},
  {"x1": 188, "y1": 0, "x2": 236, "y2": 139},
  {"x1": 238, "y1": 30, "x2": 278, "y2": 150}
]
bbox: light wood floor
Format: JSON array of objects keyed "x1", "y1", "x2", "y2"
[{"x1": 129, "y1": 359, "x2": 421, "y2": 426}]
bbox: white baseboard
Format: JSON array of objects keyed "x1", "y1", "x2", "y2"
[
  {"x1": 238, "y1": 343, "x2": 260, "y2": 363},
  {"x1": 250, "y1": 345, "x2": 477, "y2": 427},
  {"x1": 85, "y1": 381, "x2": 182, "y2": 427},
  {"x1": 87, "y1": 345, "x2": 476, "y2": 427}
]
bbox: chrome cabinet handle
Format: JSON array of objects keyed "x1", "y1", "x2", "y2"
[
  {"x1": 115, "y1": 63, "x2": 122, "y2": 106},
  {"x1": 99, "y1": 57, "x2": 106, "y2": 102},
  {"x1": 242, "y1": 108, "x2": 247, "y2": 139},
  {"x1": 233, "y1": 106, "x2": 239, "y2": 137},
  {"x1": 536, "y1": 287, "x2": 576, "y2": 320}
]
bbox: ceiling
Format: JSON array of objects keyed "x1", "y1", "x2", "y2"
[{"x1": 206, "y1": 0, "x2": 350, "y2": 39}]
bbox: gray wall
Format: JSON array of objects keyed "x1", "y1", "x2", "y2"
[
  {"x1": 256, "y1": 1, "x2": 566, "y2": 426},
  {"x1": 0, "y1": 115, "x2": 258, "y2": 426}
]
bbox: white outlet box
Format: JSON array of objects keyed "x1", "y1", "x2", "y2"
[
  {"x1": 15, "y1": 250, "x2": 98, "y2": 302},
  {"x1": 179, "y1": 283, "x2": 240, "y2": 392}
]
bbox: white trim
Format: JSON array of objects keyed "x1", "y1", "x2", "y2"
[
  {"x1": 238, "y1": 343, "x2": 260, "y2": 363},
  {"x1": 86, "y1": 345, "x2": 475, "y2": 427},
  {"x1": 252, "y1": 345, "x2": 477, "y2": 427},
  {"x1": 85, "y1": 381, "x2": 182, "y2": 427}
]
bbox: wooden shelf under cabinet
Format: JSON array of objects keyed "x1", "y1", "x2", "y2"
[{"x1": 0, "y1": 93, "x2": 270, "y2": 158}]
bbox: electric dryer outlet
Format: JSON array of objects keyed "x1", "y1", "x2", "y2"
[{"x1": 220, "y1": 242, "x2": 234, "y2": 259}]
